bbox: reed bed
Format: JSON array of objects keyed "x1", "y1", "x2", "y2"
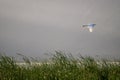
[{"x1": 0, "y1": 51, "x2": 120, "y2": 80}]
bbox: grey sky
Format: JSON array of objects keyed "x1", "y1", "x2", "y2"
[{"x1": 0, "y1": 0, "x2": 120, "y2": 58}]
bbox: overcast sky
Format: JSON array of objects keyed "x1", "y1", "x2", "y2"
[{"x1": 0, "y1": 0, "x2": 120, "y2": 58}]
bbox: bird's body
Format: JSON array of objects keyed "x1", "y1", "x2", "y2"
[{"x1": 82, "y1": 24, "x2": 96, "y2": 32}]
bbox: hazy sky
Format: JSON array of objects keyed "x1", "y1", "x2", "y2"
[{"x1": 0, "y1": 0, "x2": 120, "y2": 58}]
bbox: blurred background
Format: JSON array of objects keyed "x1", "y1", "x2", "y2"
[{"x1": 0, "y1": 0, "x2": 120, "y2": 59}]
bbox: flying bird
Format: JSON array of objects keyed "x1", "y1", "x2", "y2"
[{"x1": 82, "y1": 24, "x2": 96, "y2": 32}]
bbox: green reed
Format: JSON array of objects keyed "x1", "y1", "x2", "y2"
[{"x1": 0, "y1": 51, "x2": 120, "y2": 80}]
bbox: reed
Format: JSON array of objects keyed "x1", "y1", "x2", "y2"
[{"x1": 0, "y1": 51, "x2": 120, "y2": 80}]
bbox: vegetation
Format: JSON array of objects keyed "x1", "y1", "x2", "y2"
[{"x1": 0, "y1": 51, "x2": 120, "y2": 80}]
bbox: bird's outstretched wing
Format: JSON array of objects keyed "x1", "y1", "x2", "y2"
[{"x1": 82, "y1": 25, "x2": 88, "y2": 27}]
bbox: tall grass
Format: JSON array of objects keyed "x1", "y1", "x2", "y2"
[{"x1": 0, "y1": 51, "x2": 120, "y2": 80}]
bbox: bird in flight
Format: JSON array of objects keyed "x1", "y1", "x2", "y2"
[{"x1": 82, "y1": 23, "x2": 96, "y2": 32}]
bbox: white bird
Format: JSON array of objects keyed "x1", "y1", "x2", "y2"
[{"x1": 82, "y1": 24, "x2": 96, "y2": 32}]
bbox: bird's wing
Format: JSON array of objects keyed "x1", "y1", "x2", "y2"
[{"x1": 82, "y1": 25, "x2": 88, "y2": 27}]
